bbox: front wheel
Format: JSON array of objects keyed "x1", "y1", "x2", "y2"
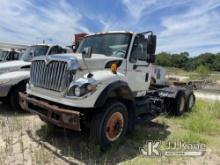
[
  {"x1": 90, "y1": 100, "x2": 128, "y2": 150},
  {"x1": 9, "y1": 85, "x2": 26, "y2": 111}
]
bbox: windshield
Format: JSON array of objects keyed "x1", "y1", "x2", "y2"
[
  {"x1": 0, "y1": 51, "x2": 9, "y2": 60},
  {"x1": 20, "y1": 45, "x2": 49, "y2": 61},
  {"x1": 77, "y1": 33, "x2": 132, "y2": 58}
]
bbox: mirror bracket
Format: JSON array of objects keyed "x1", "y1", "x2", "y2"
[{"x1": 82, "y1": 47, "x2": 92, "y2": 58}]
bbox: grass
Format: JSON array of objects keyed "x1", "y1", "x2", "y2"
[
  {"x1": 0, "y1": 99, "x2": 220, "y2": 164},
  {"x1": 165, "y1": 67, "x2": 220, "y2": 81},
  {"x1": 172, "y1": 100, "x2": 220, "y2": 136},
  {"x1": 119, "y1": 99, "x2": 220, "y2": 164},
  {"x1": 32, "y1": 146, "x2": 53, "y2": 165},
  {"x1": 165, "y1": 67, "x2": 191, "y2": 76}
]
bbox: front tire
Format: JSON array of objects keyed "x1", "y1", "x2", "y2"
[
  {"x1": 90, "y1": 100, "x2": 128, "y2": 150},
  {"x1": 9, "y1": 85, "x2": 26, "y2": 111}
]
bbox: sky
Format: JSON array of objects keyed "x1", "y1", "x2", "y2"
[{"x1": 0, "y1": 0, "x2": 220, "y2": 56}]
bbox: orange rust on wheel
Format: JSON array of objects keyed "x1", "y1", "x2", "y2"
[{"x1": 106, "y1": 112, "x2": 124, "y2": 142}]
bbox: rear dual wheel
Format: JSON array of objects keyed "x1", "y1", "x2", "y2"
[
  {"x1": 170, "y1": 91, "x2": 195, "y2": 116},
  {"x1": 186, "y1": 91, "x2": 196, "y2": 111},
  {"x1": 173, "y1": 91, "x2": 187, "y2": 116}
]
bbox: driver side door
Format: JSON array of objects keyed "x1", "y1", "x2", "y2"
[{"x1": 126, "y1": 36, "x2": 152, "y2": 97}]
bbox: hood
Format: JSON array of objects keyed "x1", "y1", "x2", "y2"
[
  {"x1": 73, "y1": 53, "x2": 123, "y2": 70},
  {"x1": 0, "y1": 60, "x2": 31, "y2": 73},
  {"x1": 33, "y1": 53, "x2": 123, "y2": 71}
]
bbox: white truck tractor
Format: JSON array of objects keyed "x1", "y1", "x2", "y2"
[
  {"x1": 19, "y1": 31, "x2": 195, "y2": 149},
  {"x1": 0, "y1": 44, "x2": 68, "y2": 111}
]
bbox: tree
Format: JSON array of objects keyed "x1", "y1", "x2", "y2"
[
  {"x1": 156, "y1": 52, "x2": 172, "y2": 67},
  {"x1": 195, "y1": 65, "x2": 210, "y2": 79},
  {"x1": 171, "y1": 52, "x2": 189, "y2": 69},
  {"x1": 155, "y1": 51, "x2": 220, "y2": 72}
]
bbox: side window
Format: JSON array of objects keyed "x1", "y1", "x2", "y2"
[
  {"x1": 6, "y1": 52, "x2": 15, "y2": 60},
  {"x1": 137, "y1": 37, "x2": 148, "y2": 61},
  {"x1": 57, "y1": 46, "x2": 67, "y2": 54},
  {"x1": 14, "y1": 52, "x2": 20, "y2": 60},
  {"x1": 6, "y1": 54, "x2": 11, "y2": 60},
  {"x1": 130, "y1": 37, "x2": 139, "y2": 63},
  {"x1": 49, "y1": 46, "x2": 58, "y2": 55},
  {"x1": 130, "y1": 36, "x2": 148, "y2": 62}
]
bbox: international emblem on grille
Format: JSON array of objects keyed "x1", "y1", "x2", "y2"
[{"x1": 45, "y1": 55, "x2": 51, "y2": 65}]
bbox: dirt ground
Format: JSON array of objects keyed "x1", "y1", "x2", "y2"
[
  {"x1": 0, "y1": 102, "x2": 86, "y2": 165},
  {"x1": 0, "y1": 102, "x2": 220, "y2": 165}
]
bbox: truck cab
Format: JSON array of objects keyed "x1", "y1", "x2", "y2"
[
  {"x1": 19, "y1": 31, "x2": 195, "y2": 150},
  {"x1": 0, "y1": 44, "x2": 68, "y2": 111},
  {"x1": 0, "y1": 49, "x2": 21, "y2": 62}
]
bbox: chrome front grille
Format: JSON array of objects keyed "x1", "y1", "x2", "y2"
[{"x1": 31, "y1": 60, "x2": 72, "y2": 92}]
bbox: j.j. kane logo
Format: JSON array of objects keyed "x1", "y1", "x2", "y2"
[{"x1": 140, "y1": 141, "x2": 206, "y2": 157}]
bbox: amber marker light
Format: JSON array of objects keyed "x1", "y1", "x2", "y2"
[{"x1": 111, "y1": 63, "x2": 118, "y2": 74}]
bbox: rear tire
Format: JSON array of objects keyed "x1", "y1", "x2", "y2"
[
  {"x1": 171, "y1": 91, "x2": 187, "y2": 116},
  {"x1": 9, "y1": 85, "x2": 26, "y2": 111},
  {"x1": 90, "y1": 100, "x2": 128, "y2": 150},
  {"x1": 185, "y1": 91, "x2": 195, "y2": 111}
]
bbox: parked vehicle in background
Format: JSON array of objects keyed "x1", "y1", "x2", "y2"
[
  {"x1": 0, "y1": 44, "x2": 68, "y2": 111},
  {"x1": 72, "y1": 33, "x2": 88, "y2": 52},
  {"x1": 0, "y1": 49, "x2": 21, "y2": 62},
  {"x1": 20, "y1": 31, "x2": 195, "y2": 150}
]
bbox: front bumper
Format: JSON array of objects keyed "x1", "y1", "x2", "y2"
[
  {"x1": 19, "y1": 92, "x2": 81, "y2": 131},
  {"x1": 0, "y1": 85, "x2": 11, "y2": 97}
]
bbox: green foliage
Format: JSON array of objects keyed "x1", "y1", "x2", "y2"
[
  {"x1": 155, "y1": 52, "x2": 220, "y2": 71},
  {"x1": 156, "y1": 52, "x2": 172, "y2": 67},
  {"x1": 196, "y1": 65, "x2": 210, "y2": 75},
  {"x1": 176, "y1": 100, "x2": 220, "y2": 136}
]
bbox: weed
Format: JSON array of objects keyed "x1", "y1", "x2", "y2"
[{"x1": 33, "y1": 146, "x2": 52, "y2": 165}]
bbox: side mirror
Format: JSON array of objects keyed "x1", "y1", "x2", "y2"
[
  {"x1": 147, "y1": 34, "x2": 157, "y2": 55},
  {"x1": 82, "y1": 47, "x2": 92, "y2": 58},
  {"x1": 147, "y1": 54, "x2": 156, "y2": 63},
  {"x1": 72, "y1": 45, "x2": 76, "y2": 53}
]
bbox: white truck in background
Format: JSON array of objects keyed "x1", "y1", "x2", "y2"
[
  {"x1": 20, "y1": 31, "x2": 195, "y2": 150},
  {"x1": 0, "y1": 44, "x2": 68, "y2": 111},
  {"x1": 0, "y1": 49, "x2": 21, "y2": 62}
]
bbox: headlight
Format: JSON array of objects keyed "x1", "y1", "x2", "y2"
[
  {"x1": 75, "y1": 86, "x2": 81, "y2": 97},
  {"x1": 66, "y1": 83, "x2": 97, "y2": 97},
  {"x1": 66, "y1": 77, "x2": 98, "y2": 98}
]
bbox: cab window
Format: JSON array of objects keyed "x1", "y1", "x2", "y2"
[
  {"x1": 6, "y1": 51, "x2": 20, "y2": 60},
  {"x1": 130, "y1": 36, "x2": 148, "y2": 62},
  {"x1": 49, "y1": 46, "x2": 66, "y2": 55}
]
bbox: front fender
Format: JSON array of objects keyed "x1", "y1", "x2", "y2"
[
  {"x1": 86, "y1": 70, "x2": 135, "y2": 108},
  {"x1": 94, "y1": 80, "x2": 134, "y2": 107}
]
